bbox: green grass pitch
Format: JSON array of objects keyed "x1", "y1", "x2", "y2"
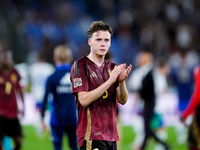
[{"x1": 21, "y1": 125, "x2": 188, "y2": 150}]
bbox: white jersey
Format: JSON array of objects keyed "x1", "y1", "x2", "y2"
[
  {"x1": 153, "y1": 68, "x2": 168, "y2": 114},
  {"x1": 128, "y1": 63, "x2": 153, "y2": 91},
  {"x1": 29, "y1": 62, "x2": 55, "y2": 103},
  {"x1": 153, "y1": 69, "x2": 168, "y2": 97}
]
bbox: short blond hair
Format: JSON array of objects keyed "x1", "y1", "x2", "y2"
[{"x1": 54, "y1": 45, "x2": 72, "y2": 63}]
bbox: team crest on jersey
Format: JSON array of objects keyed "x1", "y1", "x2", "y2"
[
  {"x1": 108, "y1": 70, "x2": 112, "y2": 76},
  {"x1": 74, "y1": 78, "x2": 82, "y2": 88},
  {"x1": 10, "y1": 73, "x2": 17, "y2": 83}
]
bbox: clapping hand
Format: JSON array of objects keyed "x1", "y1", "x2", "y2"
[{"x1": 118, "y1": 63, "x2": 132, "y2": 82}]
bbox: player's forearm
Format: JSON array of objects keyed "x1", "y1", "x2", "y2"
[
  {"x1": 41, "y1": 92, "x2": 49, "y2": 119},
  {"x1": 19, "y1": 89, "x2": 25, "y2": 108},
  {"x1": 182, "y1": 89, "x2": 200, "y2": 118},
  {"x1": 116, "y1": 81, "x2": 128, "y2": 105},
  {"x1": 183, "y1": 79, "x2": 200, "y2": 118},
  {"x1": 78, "y1": 79, "x2": 113, "y2": 107}
]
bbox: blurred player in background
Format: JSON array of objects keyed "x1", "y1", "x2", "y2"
[
  {"x1": 0, "y1": 47, "x2": 12, "y2": 150},
  {"x1": 41, "y1": 45, "x2": 78, "y2": 150},
  {"x1": 128, "y1": 52, "x2": 146, "y2": 150},
  {"x1": 71, "y1": 20, "x2": 132, "y2": 150},
  {"x1": 0, "y1": 50, "x2": 24, "y2": 150},
  {"x1": 153, "y1": 58, "x2": 170, "y2": 150},
  {"x1": 180, "y1": 47, "x2": 200, "y2": 150},
  {"x1": 128, "y1": 51, "x2": 170, "y2": 150},
  {"x1": 170, "y1": 50, "x2": 195, "y2": 144},
  {"x1": 29, "y1": 53, "x2": 55, "y2": 135}
]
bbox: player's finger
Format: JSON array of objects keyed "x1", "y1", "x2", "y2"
[{"x1": 113, "y1": 65, "x2": 124, "y2": 74}]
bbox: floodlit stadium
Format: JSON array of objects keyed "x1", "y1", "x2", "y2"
[{"x1": 0, "y1": 0, "x2": 200, "y2": 150}]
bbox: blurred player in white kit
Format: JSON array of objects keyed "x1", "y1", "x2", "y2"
[{"x1": 29, "y1": 53, "x2": 55, "y2": 135}]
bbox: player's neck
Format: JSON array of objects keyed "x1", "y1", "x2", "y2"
[
  {"x1": 87, "y1": 53, "x2": 104, "y2": 67},
  {"x1": 1, "y1": 67, "x2": 12, "y2": 74}
]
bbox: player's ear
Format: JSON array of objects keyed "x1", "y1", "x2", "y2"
[{"x1": 88, "y1": 38, "x2": 91, "y2": 46}]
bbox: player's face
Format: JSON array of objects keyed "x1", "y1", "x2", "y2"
[
  {"x1": 138, "y1": 53, "x2": 146, "y2": 66},
  {"x1": 88, "y1": 30, "x2": 111, "y2": 57},
  {"x1": 160, "y1": 65, "x2": 169, "y2": 75},
  {"x1": 0, "y1": 52, "x2": 13, "y2": 67},
  {"x1": 138, "y1": 53, "x2": 151, "y2": 66}
]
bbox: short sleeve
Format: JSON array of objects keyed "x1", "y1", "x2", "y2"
[{"x1": 71, "y1": 61, "x2": 89, "y2": 95}]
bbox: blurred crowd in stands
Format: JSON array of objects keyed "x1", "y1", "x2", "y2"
[
  {"x1": 0, "y1": 0, "x2": 200, "y2": 69},
  {"x1": 1, "y1": 1, "x2": 200, "y2": 149}
]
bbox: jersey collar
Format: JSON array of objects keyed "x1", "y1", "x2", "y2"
[{"x1": 56, "y1": 63, "x2": 71, "y2": 71}]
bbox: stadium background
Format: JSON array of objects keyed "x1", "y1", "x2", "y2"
[{"x1": 1, "y1": 0, "x2": 200, "y2": 150}]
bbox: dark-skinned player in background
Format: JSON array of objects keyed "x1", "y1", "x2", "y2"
[{"x1": 0, "y1": 50, "x2": 24, "y2": 150}]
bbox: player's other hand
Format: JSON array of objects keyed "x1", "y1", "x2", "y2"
[
  {"x1": 41, "y1": 121, "x2": 47, "y2": 131},
  {"x1": 109, "y1": 64, "x2": 132, "y2": 84},
  {"x1": 18, "y1": 109, "x2": 25, "y2": 118},
  {"x1": 109, "y1": 64, "x2": 125, "y2": 84},
  {"x1": 118, "y1": 64, "x2": 132, "y2": 82}
]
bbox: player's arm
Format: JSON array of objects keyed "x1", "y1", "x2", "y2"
[
  {"x1": 182, "y1": 72, "x2": 200, "y2": 120},
  {"x1": 40, "y1": 77, "x2": 53, "y2": 131},
  {"x1": 18, "y1": 88, "x2": 25, "y2": 116},
  {"x1": 41, "y1": 77, "x2": 51, "y2": 120},
  {"x1": 116, "y1": 64, "x2": 132, "y2": 105},
  {"x1": 78, "y1": 65, "x2": 126, "y2": 107},
  {"x1": 16, "y1": 72, "x2": 25, "y2": 116}
]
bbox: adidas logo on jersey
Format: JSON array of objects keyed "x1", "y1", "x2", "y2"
[
  {"x1": 57, "y1": 72, "x2": 72, "y2": 93},
  {"x1": 90, "y1": 72, "x2": 97, "y2": 77},
  {"x1": 60, "y1": 73, "x2": 71, "y2": 85}
]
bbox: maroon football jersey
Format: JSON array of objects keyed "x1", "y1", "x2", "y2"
[
  {"x1": 71, "y1": 56, "x2": 119, "y2": 147},
  {"x1": 0, "y1": 68, "x2": 21, "y2": 119}
]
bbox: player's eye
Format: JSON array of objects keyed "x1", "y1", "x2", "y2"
[{"x1": 105, "y1": 39, "x2": 109, "y2": 42}]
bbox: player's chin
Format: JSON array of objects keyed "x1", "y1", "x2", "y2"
[{"x1": 98, "y1": 52, "x2": 107, "y2": 56}]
